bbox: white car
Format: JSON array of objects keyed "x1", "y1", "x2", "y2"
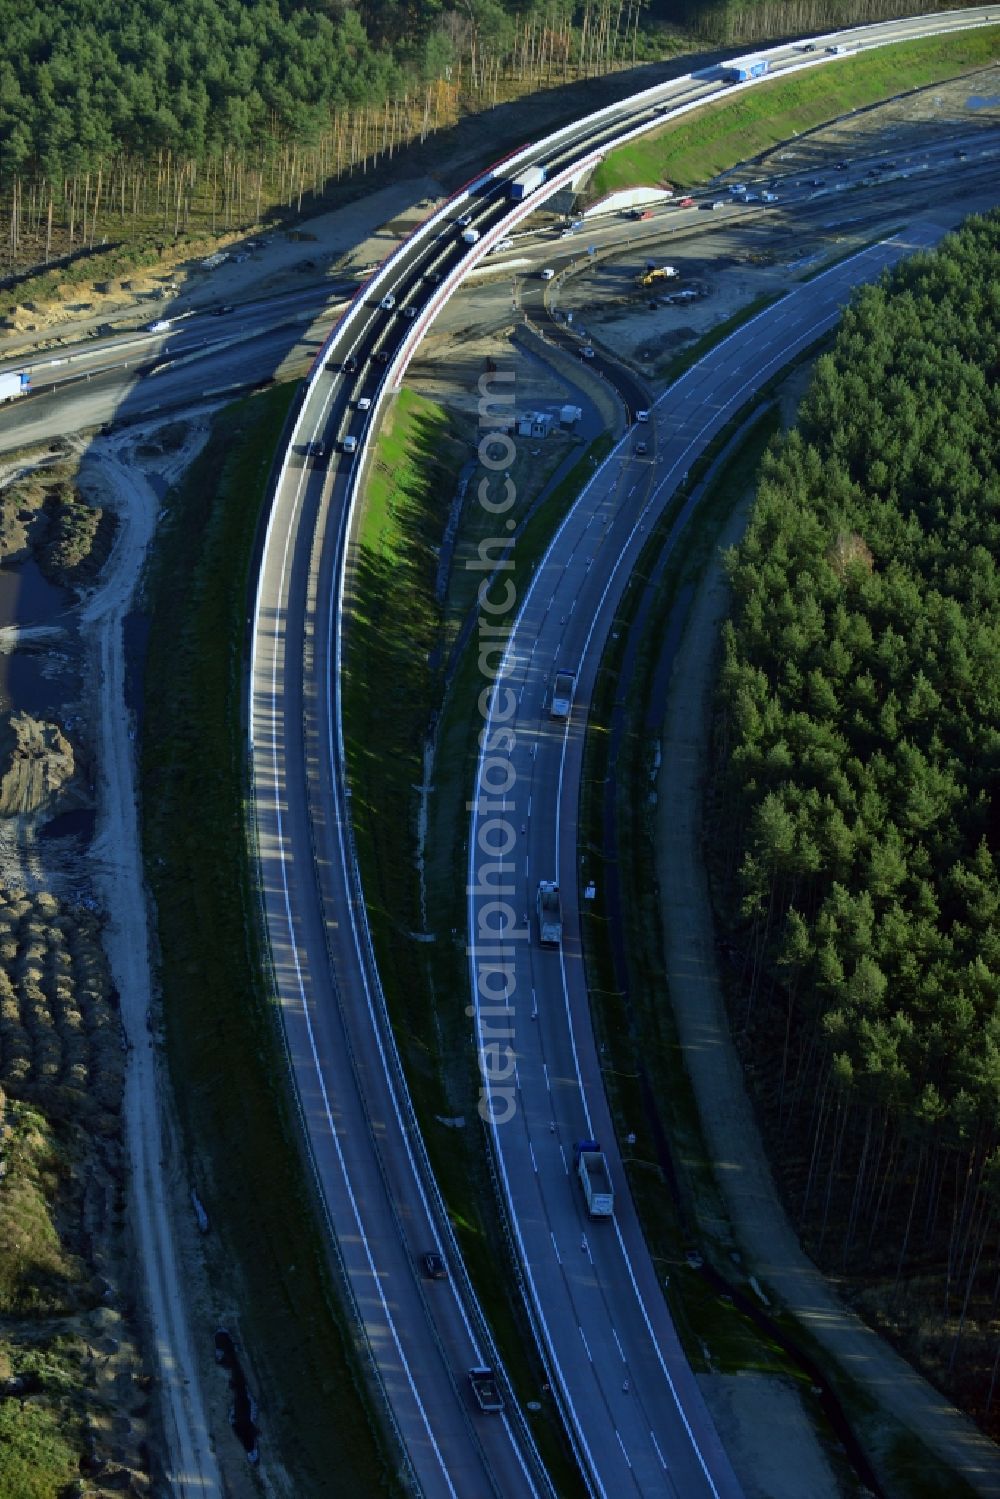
[
  {"x1": 761, "y1": 191, "x2": 777, "y2": 203},
  {"x1": 379, "y1": 294, "x2": 395, "y2": 311},
  {"x1": 492, "y1": 238, "x2": 515, "y2": 253},
  {"x1": 456, "y1": 212, "x2": 473, "y2": 227},
  {"x1": 147, "y1": 318, "x2": 171, "y2": 333},
  {"x1": 540, "y1": 268, "x2": 555, "y2": 280},
  {"x1": 357, "y1": 397, "x2": 371, "y2": 412},
  {"x1": 580, "y1": 346, "x2": 595, "y2": 359},
  {"x1": 342, "y1": 435, "x2": 358, "y2": 454},
  {"x1": 635, "y1": 409, "x2": 650, "y2": 423}
]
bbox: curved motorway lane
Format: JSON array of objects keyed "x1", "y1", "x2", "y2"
[
  {"x1": 248, "y1": 9, "x2": 996, "y2": 1496},
  {"x1": 467, "y1": 224, "x2": 952, "y2": 1497}
]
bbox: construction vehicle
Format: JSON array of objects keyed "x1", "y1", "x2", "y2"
[
  {"x1": 638, "y1": 264, "x2": 678, "y2": 288},
  {"x1": 536, "y1": 881, "x2": 562, "y2": 946},
  {"x1": 575, "y1": 1141, "x2": 614, "y2": 1218},
  {"x1": 469, "y1": 1368, "x2": 504, "y2": 1412}
]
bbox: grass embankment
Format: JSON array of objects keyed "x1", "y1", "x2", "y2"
[
  {"x1": 142, "y1": 385, "x2": 396, "y2": 1496},
  {"x1": 589, "y1": 29, "x2": 998, "y2": 198},
  {"x1": 580, "y1": 410, "x2": 787, "y2": 1362},
  {"x1": 343, "y1": 386, "x2": 592, "y2": 1497}
]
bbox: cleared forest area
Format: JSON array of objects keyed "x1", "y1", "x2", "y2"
[{"x1": 0, "y1": 0, "x2": 989, "y2": 311}]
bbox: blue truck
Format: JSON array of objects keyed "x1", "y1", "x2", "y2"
[{"x1": 726, "y1": 57, "x2": 769, "y2": 82}]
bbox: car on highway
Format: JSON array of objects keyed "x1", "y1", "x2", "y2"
[
  {"x1": 343, "y1": 355, "x2": 359, "y2": 374},
  {"x1": 711, "y1": 200, "x2": 725, "y2": 210},
  {"x1": 379, "y1": 294, "x2": 396, "y2": 311},
  {"x1": 635, "y1": 440, "x2": 648, "y2": 455},
  {"x1": 212, "y1": 304, "x2": 234, "y2": 315},
  {"x1": 425, "y1": 269, "x2": 443, "y2": 284},
  {"x1": 580, "y1": 346, "x2": 595, "y2": 359},
  {"x1": 357, "y1": 397, "x2": 372, "y2": 411},
  {"x1": 678, "y1": 196, "x2": 695, "y2": 208},
  {"x1": 341, "y1": 435, "x2": 357, "y2": 455},
  {"x1": 306, "y1": 439, "x2": 327, "y2": 462},
  {"x1": 374, "y1": 349, "x2": 390, "y2": 364},
  {"x1": 422, "y1": 1252, "x2": 447, "y2": 1280},
  {"x1": 540, "y1": 268, "x2": 555, "y2": 280},
  {"x1": 761, "y1": 191, "x2": 778, "y2": 202},
  {"x1": 147, "y1": 318, "x2": 171, "y2": 332},
  {"x1": 492, "y1": 238, "x2": 515, "y2": 253},
  {"x1": 456, "y1": 212, "x2": 473, "y2": 227},
  {"x1": 401, "y1": 305, "x2": 419, "y2": 319},
  {"x1": 635, "y1": 409, "x2": 650, "y2": 423}
]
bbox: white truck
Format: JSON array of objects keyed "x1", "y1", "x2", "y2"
[
  {"x1": 461, "y1": 226, "x2": 480, "y2": 244},
  {"x1": 0, "y1": 371, "x2": 30, "y2": 404},
  {"x1": 575, "y1": 1141, "x2": 614, "y2": 1218},
  {"x1": 550, "y1": 670, "x2": 576, "y2": 720},
  {"x1": 468, "y1": 1367, "x2": 504, "y2": 1412},
  {"x1": 509, "y1": 165, "x2": 546, "y2": 201},
  {"x1": 536, "y1": 881, "x2": 562, "y2": 946}
]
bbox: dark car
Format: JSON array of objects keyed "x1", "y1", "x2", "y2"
[
  {"x1": 306, "y1": 439, "x2": 327, "y2": 462},
  {"x1": 422, "y1": 1252, "x2": 447, "y2": 1280},
  {"x1": 425, "y1": 270, "x2": 443, "y2": 285},
  {"x1": 212, "y1": 303, "x2": 234, "y2": 315},
  {"x1": 374, "y1": 349, "x2": 389, "y2": 364}
]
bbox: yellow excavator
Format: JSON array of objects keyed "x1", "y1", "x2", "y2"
[{"x1": 637, "y1": 262, "x2": 678, "y2": 288}]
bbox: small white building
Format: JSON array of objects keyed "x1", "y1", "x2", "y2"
[{"x1": 518, "y1": 411, "x2": 555, "y2": 438}]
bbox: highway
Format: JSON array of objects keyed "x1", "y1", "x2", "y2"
[
  {"x1": 0, "y1": 8, "x2": 991, "y2": 1494},
  {"x1": 246, "y1": 11, "x2": 998, "y2": 1495},
  {"x1": 466, "y1": 224, "x2": 952, "y2": 1496}
]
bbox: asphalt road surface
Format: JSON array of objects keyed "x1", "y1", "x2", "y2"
[
  {"x1": 467, "y1": 221, "x2": 949, "y2": 1498},
  {"x1": 0, "y1": 9, "x2": 992, "y2": 1495}
]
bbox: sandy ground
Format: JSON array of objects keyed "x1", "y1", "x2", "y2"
[
  {"x1": 699, "y1": 1373, "x2": 843, "y2": 1499},
  {"x1": 75, "y1": 421, "x2": 224, "y2": 1496},
  {"x1": 0, "y1": 175, "x2": 447, "y2": 354}
]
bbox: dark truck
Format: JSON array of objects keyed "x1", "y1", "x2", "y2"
[{"x1": 468, "y1": 1367, "x2": 504, "y2": 1412}]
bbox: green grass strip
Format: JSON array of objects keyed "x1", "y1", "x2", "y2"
[
  {"x1": 343, "y1": 386, "x2": 590, "y2": 1496},
  {"x1": 142, "y1": 384, "x2": 397, "y2": 1496},
  {"x1": 590, "y1": 29, "x2": 997, "y2": 198}
]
